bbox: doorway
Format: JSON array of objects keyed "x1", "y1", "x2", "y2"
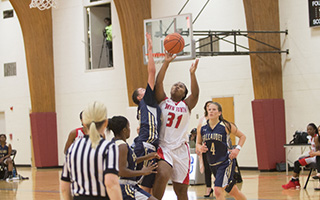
[
  {"x1": 0, "y1": 112, "x2": 5, "y2": 134},
  {"x1": 212, "y1": 97, "x2": 235, "y2": 145}
]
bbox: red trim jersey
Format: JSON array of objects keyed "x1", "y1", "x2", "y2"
[
  {"x1": 159, "y1": 98, "x2": 190, "y2": 150},
  {"x1": 75, "y1": 127, "x2": 85, "y2": 140}
]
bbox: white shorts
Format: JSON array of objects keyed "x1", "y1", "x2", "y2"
[{"x1": 157, "y1": 143, "x2": 190, "y2": 184}]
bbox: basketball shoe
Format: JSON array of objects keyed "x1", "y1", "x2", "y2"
[{"x1": 282, "y1": 179, "x2": 300, "y2": 189}]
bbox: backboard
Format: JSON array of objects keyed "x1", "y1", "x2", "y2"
[{"x1": 143, "y1": 13, "x2": 195, "y2": 64}]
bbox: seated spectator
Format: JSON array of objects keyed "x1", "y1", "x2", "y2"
[
  {"x1": 189, "y1": 128, "x2": 197, "y2": 148},
  {"x1": 0, "y1": 134, "x2": 13, "y2": 179},
  {"x1": 311, "y1": 125, "x2": 320, "y2": 190},
  {"x1": 282, "y1": 123, "x2": 318, "y2": 189}
]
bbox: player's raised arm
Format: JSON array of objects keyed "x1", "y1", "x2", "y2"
[
  {"x1": 146, "y1": 33, "x2": 156, "y2": 90},
  {"x1": 154, "y1": 52, "x2": 176, "y2": 103},
  {"x1": 184, "y1": 59, "x2": 199, "y2": 111}
]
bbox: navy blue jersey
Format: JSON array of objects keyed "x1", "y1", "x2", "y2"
[
  {"x1": 135, "y1": 84, "x2": 161, "y2": 150},
  {"x1": 0, "y1": 145, "x2": 9, "y2": 158},
  {"x1": 201, "y1": 121, "x2": 232, "y2": 166},
  {"x1": 115, "y1": 139, "x2": 137, "y2": 181}
]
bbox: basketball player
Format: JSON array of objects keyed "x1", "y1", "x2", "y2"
[
  {"x1": 197, "y1": 102, "x2": 246, "y2": 200},
  {"x1": 131, "y1": 33, "x2": 161, "y2": 192},
  {"x1": 152, "y1": 53, "x2": 199, "y2": 200},
  {"x1": 63, "y1": 111, "x2": 88, "y2": 154},
  {"x1": 108, "y1": 116, "x2": 159, "y2": 200}
]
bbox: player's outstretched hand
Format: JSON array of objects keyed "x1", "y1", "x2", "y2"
[
  {"x1": 146, "y1": 33, "x2": 152, "y2": 53},
  {"x1": 190, "y1": 58, "x2": 199, "y2": 74},
  {"x1": 164, "y1": 51, "x2": 176, "y2": 63},
  {"x1": 141, "y1": 162, "x2": 158, "y2": 175}
]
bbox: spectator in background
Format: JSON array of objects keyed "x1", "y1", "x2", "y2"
[
  {"x1": 282, "y1": 123, "x2": 318, "y2": 189},
  {"x1": 311, "y1": 125, "x2": 320, "y2": 190},
  {"x1": 104, "y1": 17, "x2": 113, "y2": 67},
  {"x1": 196, "y1": 101, "x2": 214, "y2": 197},
  {"x1": 189, "y1": 128, "x2": 197, "y2": 148},
  {"x1": 0, "y1": 134, "x2": 13, "y2": 180}
]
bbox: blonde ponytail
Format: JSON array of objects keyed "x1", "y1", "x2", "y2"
[
  {"x1": 83, "y1": 101, "x2": 107, "y2": 149},
  {"x1": 89, "y1": 122, "x2": 101, "y2": 149}
]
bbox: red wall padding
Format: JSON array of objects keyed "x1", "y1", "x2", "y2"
[
  {"x1": 30, "y1": 112, "x2": 58, "y2": 167},
  {"x1": 252, "y1": 99, "x2": 286, "y2": 170}
]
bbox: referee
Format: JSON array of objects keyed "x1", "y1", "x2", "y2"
[{"x1": 61, "y1": 101, "x2": 122, "y2": 200}]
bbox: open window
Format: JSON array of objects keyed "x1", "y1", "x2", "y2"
[{"x1": 85, "y1": 3, "x2": 112, "y2": 70}]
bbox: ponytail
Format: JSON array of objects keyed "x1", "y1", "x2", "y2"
[
  {"x1": 89, "y1": 122, "x2": 101, "y2": 149},
  {"x1": 83, "y1": 101, "x2": 107, "y2": 149}
]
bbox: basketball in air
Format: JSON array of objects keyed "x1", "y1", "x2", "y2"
[{"x1": 164, "y1": 33, "x2": 185, "y2": 54}]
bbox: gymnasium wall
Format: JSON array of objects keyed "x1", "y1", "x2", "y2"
[
  {"x1": 279, "y1": 0, "x2": 320, "y2": 134},
  {"x1": 0, "y1": 0, "x2": 319, "y2": 167},
  {"x1": 0, "y1": 1, "x2": 32, "y2": 165}
]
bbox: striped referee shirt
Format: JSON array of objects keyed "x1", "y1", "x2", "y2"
[{"x1": 61, "y1": 135, "x2": 119, "y2": 198}]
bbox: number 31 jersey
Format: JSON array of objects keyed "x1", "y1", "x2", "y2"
[{"x1": 159, "y1": 97, "x2": 190, "y2": 150}]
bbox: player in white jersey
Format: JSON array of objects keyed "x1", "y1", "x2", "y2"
[{"x1": 153, "y1": 53, "x2": 199, "y2": 200}]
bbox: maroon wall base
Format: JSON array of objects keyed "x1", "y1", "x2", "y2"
[
  {"x1": 252, "y1": 99, "x2": 286, "y2": 170},
  {"x1": 30, "y1": 112, "x2": 58, "y2": 167}
]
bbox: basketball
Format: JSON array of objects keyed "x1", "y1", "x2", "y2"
[{"x1": 164, "y1": 33, "x2": 185, "y2": 54}]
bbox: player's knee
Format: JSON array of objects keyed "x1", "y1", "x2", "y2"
[
  {"x1": 214, "y1": 187, "x2": 224, "y2": 197},
  {"x1": 6, "y1": 158, "x2": 12, "y2": 164}
]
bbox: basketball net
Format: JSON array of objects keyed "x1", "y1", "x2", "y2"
[
  {"x1": 151, "y1": 53, "x2": 165, "y2": 66},
  {"x1": 29, "y1": 0, "x2": 57, "y2": 11}
]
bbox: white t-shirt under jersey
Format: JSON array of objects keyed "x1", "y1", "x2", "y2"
[{"x1": 159, "y1": 97, "x2": 190, "y2": 150}]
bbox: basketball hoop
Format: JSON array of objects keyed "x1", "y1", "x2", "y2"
[
  {"x1": 29, "y1": 0, "x2": 57, "y2": 11},
  {"x1": 147, "y1": 53, "x2": 165, "y2": 65}
]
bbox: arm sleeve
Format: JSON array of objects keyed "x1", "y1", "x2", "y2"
[
  {"x1": 143, "y1": 83, "x2": 158, "y2": 107},
  {"x1": 104, "y1": 143, "x2": 119, "y2": 176},
  {"x1": 61, "y1": 154, "x2": 71, "y2": 182}
]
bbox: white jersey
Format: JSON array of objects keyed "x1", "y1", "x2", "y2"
[
  {"x1": 159, "y1": 98, "x2": 190, "y2": 150},
  {"x1": 310, "y1": 134, "x2": 318, "y2": 152}
]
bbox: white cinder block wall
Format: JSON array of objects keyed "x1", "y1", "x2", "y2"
[{"x1": 0, "y1": 0, "x2": 319, "y2": 167}]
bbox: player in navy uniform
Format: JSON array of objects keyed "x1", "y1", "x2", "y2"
[
  {"x1": 108, "y1": 116, "x2": 159, "y2": 200},
  {"x1": 132, "y1": 33, "x2": 161, "y2": 193},
  {"x1": 197, "y1": 102, "x2": 246, "y2": 200}
]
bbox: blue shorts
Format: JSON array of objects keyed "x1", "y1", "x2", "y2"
[
  {"x1": 120, "y1": 182, "x2": 151, "y2": 200},
  {"x1": 134, "y1": 142, "x2": 157, "y2": 188},
  {"x1": 210, "y1": 158, "x2": 236, "y2": 192}
]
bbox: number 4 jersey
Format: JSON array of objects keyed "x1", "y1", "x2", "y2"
[
  {"x1": 201, "y1": 121, "x2": 231, "y2": 166},
  {"x1": 159, "y1": 97, "x2": 190, "y2": 150}
]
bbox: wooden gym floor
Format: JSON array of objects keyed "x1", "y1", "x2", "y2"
[{"x1": 0, "y1": 167, "x2": 320, "y2": 199}]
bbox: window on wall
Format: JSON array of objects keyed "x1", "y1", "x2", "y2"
[{"x1": 86, "y1": 4, "x2": 112, "y2": 70}]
